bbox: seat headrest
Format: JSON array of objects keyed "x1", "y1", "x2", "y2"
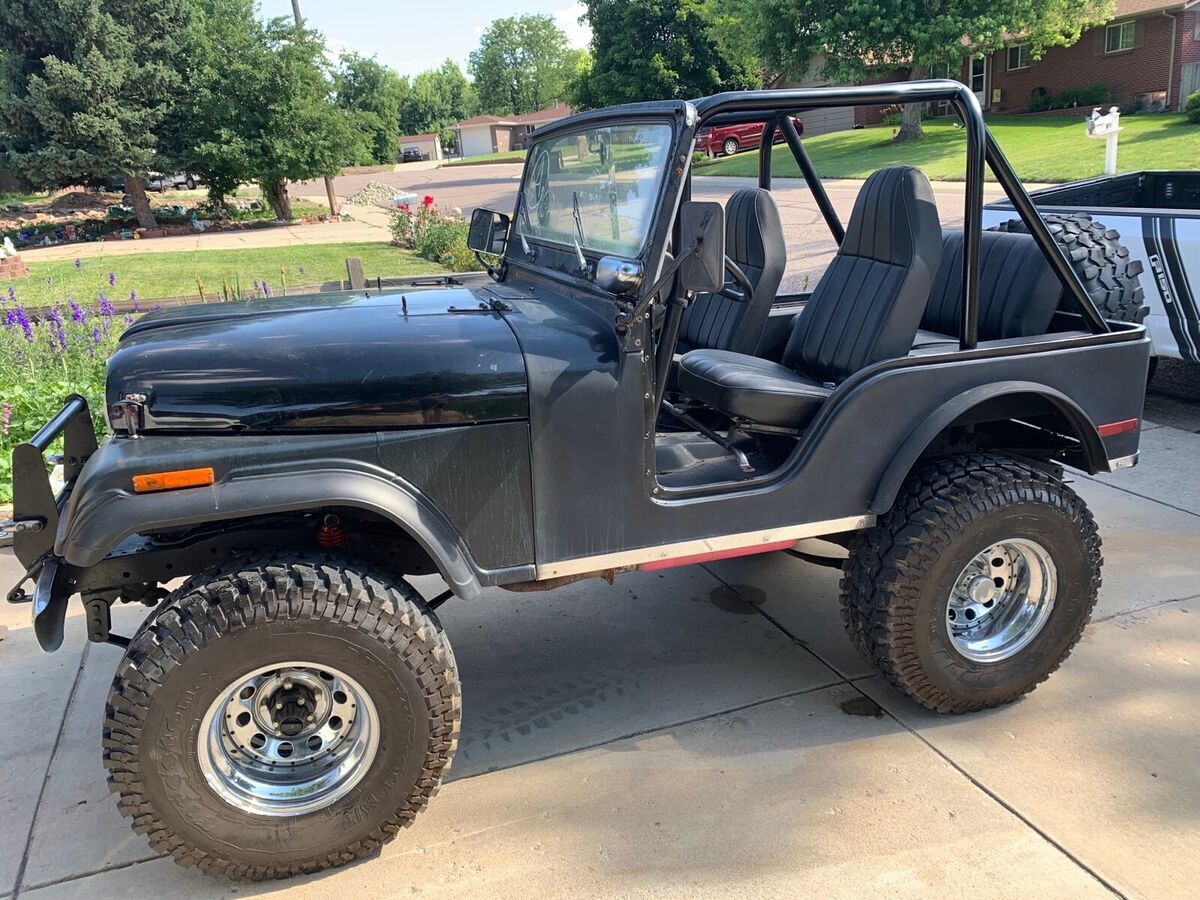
[
  {"x1": 724, "y1": 188, "x2": 783, "y2": 269},
  {"x1": 841, "y1": 166, "x2": 942, "y2": 267}
]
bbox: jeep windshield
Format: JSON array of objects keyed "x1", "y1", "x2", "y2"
[{"x1": 516, "y1": 122, "x2": 673, "y2": 259}]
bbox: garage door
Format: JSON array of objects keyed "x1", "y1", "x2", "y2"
[{"x1": 795, "y1": 104, "x2": 854, "y2": 137}]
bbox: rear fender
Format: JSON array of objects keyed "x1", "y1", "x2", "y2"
[{"x1": 869, "y1": 382, "x2": 1108, "y2": 514}]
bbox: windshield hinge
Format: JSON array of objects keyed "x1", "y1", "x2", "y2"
[{"x1": 479, "y1": 297, "x2": 511, "y2": 313}]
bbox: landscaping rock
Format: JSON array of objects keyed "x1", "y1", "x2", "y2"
[{"x1": 345, "y1": 181, "x2": 406, "y2": 208}]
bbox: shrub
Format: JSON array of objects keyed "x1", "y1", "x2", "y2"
[
  {"x1": 391, "y1": 196, "x2": 475, "y2": 270},
  {"x1": 1028, "y1": 89, "x2": 1054, "y2": 113},
  {"x1": 1, "y1": 283, "x2": 130, "y2": 501},
  {"x1": 1186, "y1": 89, "x2": 1200, "y2": 124}
]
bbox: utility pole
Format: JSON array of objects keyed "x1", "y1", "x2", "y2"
[{"x1": 290, "y1": 0, "x2": 340, "y2": 217}]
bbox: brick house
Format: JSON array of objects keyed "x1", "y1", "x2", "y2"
[
  {"x1": 453, "y1": 102, "x2": 574, "y2": 158},
  {"x1": 970, "y1": 0, "x2": 1200, "y2": 113},
  {"x1": 796, "y1": 0, "x2": 1200, "y2": 128}
]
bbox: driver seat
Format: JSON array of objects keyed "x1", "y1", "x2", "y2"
[
  {"x1": 677, "y1": 166, "x2": 942, "y2": 429},
  {"x1": 676, "y1": 188, "x2": 786, "y2": 355}
]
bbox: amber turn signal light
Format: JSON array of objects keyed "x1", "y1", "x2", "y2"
[{"x1": 131, "y1": 467, "x2": 215, "y2": 494}]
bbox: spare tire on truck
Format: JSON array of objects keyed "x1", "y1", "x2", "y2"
[{"x1": 990, "y1": 212, "x2": 1149, "y2": 324}]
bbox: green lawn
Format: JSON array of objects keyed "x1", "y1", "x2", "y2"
[
  {"x1": 444, "y1": 150, "x2": 528, "y2": 166},
  {"x1": 7, "y1": 242, "x2": 443, "y2": 308},
  {"x1": 696, "y1": 114, "x2": 1200, "y2": 182}
]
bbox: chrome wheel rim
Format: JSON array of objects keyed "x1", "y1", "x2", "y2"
[
  {"x1": 946, "y1": 538, "x2": 1058, "y2": 664},
  {"x1": 198, "y1": 662, "x2": 379, "y2": 816}
]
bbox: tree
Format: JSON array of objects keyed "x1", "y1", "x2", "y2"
[
  {"x1": 0, "y1": 0, "x2": 195, "y2": 227},
  {"x1": 745, "y1": 0, "x2": 1114, "y2": 140},
  {"x1": 335, "y1": 53, "x2": 407, "y2": 164},
  {"x1": 398, "y1": 61, "x2": 478, "y2": 149},
  {"x1": 177, "y1": 0, "x2": 268, "y2": 207},
  {"x1": 469, "y1": 15, "x2": 576, "y2": 115},
  {"x1": 247, "y1": 19, "x2": 357, "y2": 219},
  {"x1": 573, "y1": 0, "x2": 756, "y2": 109},
  {"x1": 179, "y1": 13, "x2": 355, "y2": 219}
]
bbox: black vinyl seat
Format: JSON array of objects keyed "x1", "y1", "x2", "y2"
[
  {"x1": 675, "y1": 188, "x2": 786, "y2": 355},
  {"x1": 913, "y1": 229, "x2": 1063, "y2": 350},
  {"x1": 678, "y1": 166, "x2": 943, "y2": 428}
]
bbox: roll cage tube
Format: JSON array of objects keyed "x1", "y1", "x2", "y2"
[{"x1": 690, "y1": 80, "x2": 1112, "y2": 351}]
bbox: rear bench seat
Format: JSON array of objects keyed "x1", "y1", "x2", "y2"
[{"x1": 913, "y1": 230, "x2": 1063, "y2": 351}]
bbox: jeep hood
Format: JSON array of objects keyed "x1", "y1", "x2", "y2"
[{"x1": 106, "y1": 288, "x2": 528, "y2": 432}]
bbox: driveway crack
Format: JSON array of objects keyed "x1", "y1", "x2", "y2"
[{"x1": 12, "y1": 643, "x2": 91, "y2": 899}]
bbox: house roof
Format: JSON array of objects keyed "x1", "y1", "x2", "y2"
[
  {"x1": 513, "y1": 102, "x2": 574, "y2": 124},
  {"x1": 455, "y1": 103, "x2": 574, "y2": 129},
  {"x1": 456, "y1": 114, "x2": 514, "y2": 128},
  {"x1": 1113, "y1": 0, "x2": 1194, "y2": 15},
  {"x1": 398, "y1": 133, "x2": 439, "y2": 143}
]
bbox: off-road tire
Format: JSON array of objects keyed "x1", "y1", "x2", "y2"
[
  {"x1": 991, "y1": 212, "x2": 1148, "y2": 323},
  {"x1": 103, "y1": 558, "x2": 460, "y2": 880},
  {"x1": 841, "y1": 454, "x2": 1102, "y2": 713}
]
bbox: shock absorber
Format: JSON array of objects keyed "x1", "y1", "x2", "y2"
[{"x1": 316, "y1": 513, "x2": 346, "y2": 548}]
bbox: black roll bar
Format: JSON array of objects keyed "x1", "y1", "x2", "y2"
[
  {"x1": 778, "y1": 116, "x2": 845, "y2": 246},
  {"x1": 757, "y1": 116, "x2": 777, "y2": 190},
  {"x1": 691, "y1": 80, "x2": 1112, "y2": 351}
]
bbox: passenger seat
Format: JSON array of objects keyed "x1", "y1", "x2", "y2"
[
  {"x1": 677, "y1": 166, "x2": 942, "y2": 429},
  {"x1": 915, "y1": 230, "x2": 1063, "y2": 350}
]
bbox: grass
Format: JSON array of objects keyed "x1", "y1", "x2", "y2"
[
  {"x1": 696, "y1": 113, "x2": 1200, "y2": 182},
  {"x1": 444, "y1": 149, "x2": 528, "y2": 166},
  {"x1": 0, "y1": 190, "x2": 50, "y2": 206},
  {"x1": 6, "y1": 242, "x2": 443, "y2": 308}
]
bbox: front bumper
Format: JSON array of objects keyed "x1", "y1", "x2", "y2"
[{"x1": 3, "y1": 395, "x2": 98, "y2": 650}]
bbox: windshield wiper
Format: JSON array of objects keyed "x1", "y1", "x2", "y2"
[
  {"x1": 514, "y1": 194, "x2": 534, "y2": 257},
  {"x1": 570, "y1": 191, "x2": 588, "y2": 270}
]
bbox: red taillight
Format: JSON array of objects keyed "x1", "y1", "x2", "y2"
[{"x1": 1097, "y1": 418, "x2": 1139, "y2": 438}]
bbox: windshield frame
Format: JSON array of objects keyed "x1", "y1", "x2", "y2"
[{"x1": 503, "y1": 112, "x2": 688, "y2": 290}]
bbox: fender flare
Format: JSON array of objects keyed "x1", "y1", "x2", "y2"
[
  {"x1": 868, "y1": 381, "x2": 1106, "y2": 515},
  {"x1": 58, "y1": 467, "x2": 486, "y2": 600}
]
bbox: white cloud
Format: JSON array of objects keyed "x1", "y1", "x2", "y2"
[
  {"x1": 323, "y1": 36, "x2": 356, "y2": 65},
  {"x1": 554, "y1": 3, "x2": 591, "y2": 49}
]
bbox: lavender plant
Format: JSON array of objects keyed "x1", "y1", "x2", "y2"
[{"x1": 1, "y1": 268, "x2": 131, "y2": 502}]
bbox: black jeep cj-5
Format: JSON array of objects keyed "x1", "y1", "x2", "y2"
[{"x1": 4, "y1": 82, "x2": 1149, "y2": 879}]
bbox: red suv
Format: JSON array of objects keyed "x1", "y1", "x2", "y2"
[{"x1": 695, "y1": 117, "x2": 804, "y2": 157}]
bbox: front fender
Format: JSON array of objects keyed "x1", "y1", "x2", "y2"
[{"x1": 56, "y1": 431, "x2": 533, "y2": 600}]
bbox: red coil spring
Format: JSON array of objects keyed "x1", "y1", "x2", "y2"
[{"x1": 317, "y1": 514, "x2": 345, "y2": 548}]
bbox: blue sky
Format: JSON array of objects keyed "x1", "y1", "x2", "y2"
[{"x1": 259, "y1": 1, "x2": 591, "y2": 77}]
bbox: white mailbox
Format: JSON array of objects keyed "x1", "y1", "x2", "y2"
[{"x1": 1085, "y1": 106, "x2": 1122, "y2": 175}]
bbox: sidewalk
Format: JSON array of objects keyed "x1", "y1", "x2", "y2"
[{"x1": 2, "y1": 397, "x2": 1197, "y2": 898}]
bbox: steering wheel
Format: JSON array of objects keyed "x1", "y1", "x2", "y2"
[{"x1": 720, "y1": 256, "x2": 754, "y2": 304}]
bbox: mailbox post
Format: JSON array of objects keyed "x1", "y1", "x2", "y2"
[{"x1": 1086, "y1": 106, "x2": 1122, "y2": 176}]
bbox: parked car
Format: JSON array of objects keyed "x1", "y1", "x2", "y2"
[
  {"x1": 94, "y1": 173, "x2": 200, "y2": 194},
  {"x1": 4, "y1": 80, "x2": 1149, "y2": 881},
  {"x1": 145, "y1": 172, "x2": 199, "y2": 191},
  {"x1": 695, "y1": 116, "x2": 804, "y2": 156},
  {"x1": 401, "y1": 146, "x2": 425, "y2": 162},
  {"x1": 983, "y1": 171, "x2": 1200, "y2": 370}
]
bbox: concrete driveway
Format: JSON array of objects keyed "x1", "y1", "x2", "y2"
[{"x1": 1, "y1": 369, "x2": 1198, "y2": 898}]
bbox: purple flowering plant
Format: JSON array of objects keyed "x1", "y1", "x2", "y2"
[{"x1": 0, "y1": 275, "x2": 131, "y2": 502}]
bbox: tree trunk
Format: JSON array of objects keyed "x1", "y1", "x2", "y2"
[
  {"x1": 123, "y1": 174, "x2": 157, "y2": 228},
  {"x1": 894, "y1": 66, "x2": 927, "y2": 143},
  {"x1": 263, "y1": 178, "x2": 292, "y2": 220}
]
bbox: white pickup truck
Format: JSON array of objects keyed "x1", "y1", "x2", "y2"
[{"x1": 984, "y1": 170, "x2": 1200, "y2": 367}]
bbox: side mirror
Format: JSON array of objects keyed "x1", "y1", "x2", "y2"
[
  {"x1": 677, "y1": 201, "x2": 725, "y2": 293},
  {"x1": 468, "y1": 208, "x2": 511, "y2": 255},
  {"x1": 595, "y1": 257, "x2": 643, "y2": 295}
]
